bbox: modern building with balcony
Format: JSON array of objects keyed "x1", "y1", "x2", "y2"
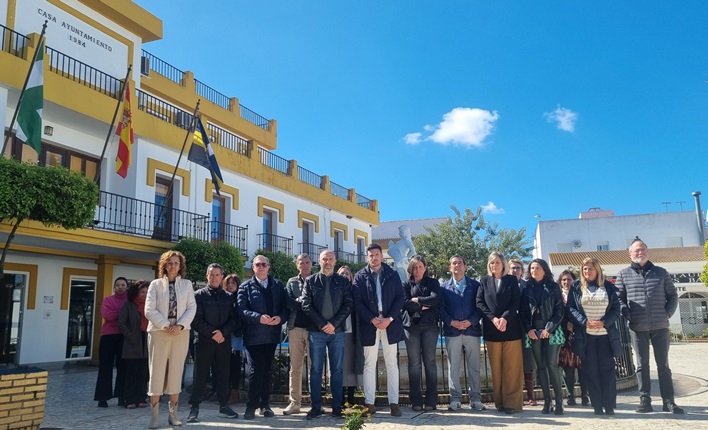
[{"x1": 0, "y1": 0, "x2": 378, "y2": 365}]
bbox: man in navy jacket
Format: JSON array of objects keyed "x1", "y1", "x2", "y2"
[
  {"x1": 352, "y1": 244, "x2": 405, "y2": 417},
  {"x1": 440, "y1": 255, "x2": 485, "y2": 411}
]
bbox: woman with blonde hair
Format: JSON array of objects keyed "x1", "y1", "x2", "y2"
[
  {"x1": 145, "y1": 250, "x2": 196, "y2": 428},
  {"x1": 476, "y1": 252, "x2": 524, "y2": 414},
  {"x1": 566, "y1": 257, "x2": 622, "y2": 416}
]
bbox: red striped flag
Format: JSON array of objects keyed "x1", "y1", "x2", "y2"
[{"x1": 115, "y1": 81, "x2": 133, "y2": 178}]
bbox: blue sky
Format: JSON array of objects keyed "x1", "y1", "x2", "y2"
[{"x1": 134, "y1": 1, "x2": 708, "y2": 237}]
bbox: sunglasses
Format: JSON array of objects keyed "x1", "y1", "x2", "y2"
[{"x1": 253, "y1": 263, "x2": 269, "y2": 268}]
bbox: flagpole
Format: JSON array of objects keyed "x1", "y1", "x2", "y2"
[
  {"x1": 94, "y1": 65, "x2": 132, "y2": 184},
  {"x1": 1, "y1": 20, "x2": 48, "y2": 156},
  {"x1": 154, "y1": 100, "x2": 200, "y2": 238}
]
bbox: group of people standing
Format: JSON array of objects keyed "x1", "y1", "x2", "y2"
[{"x1": 94, "y1": 237, "x2": 685, "y2": 427}]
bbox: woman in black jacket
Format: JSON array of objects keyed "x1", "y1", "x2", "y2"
[
  {"x1": 567, "y1": 257, "x2": 622, "y2": 416},
  {"x1": 118, "y1": 280, "x2": 150, "y2": 409},
  {"x1": 402, "y1": 255, "x2": 441, "y2": 411},
  {"x1": 520, "y1": 259, "x2": 565, "y2": 415}
]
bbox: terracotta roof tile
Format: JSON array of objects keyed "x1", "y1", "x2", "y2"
[{"x1": 549, "y1": 246, "x2": 706, "y2": 267}]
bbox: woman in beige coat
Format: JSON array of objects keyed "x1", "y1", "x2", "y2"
[{"x1": 145, "y1": 250, "x2": 196, "y2": 428}]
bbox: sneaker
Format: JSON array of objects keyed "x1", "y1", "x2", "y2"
[
  {"x1": 527, "y1": 399, "x2": 538, "y2": 406},
  {"x1": 390, "y1": 403, "x2": 402, "y2": 417},
  {"x1": 470, "y1": 401, "x2": 487, "y2": 411},
  {"x1": 187, "y1": 406, "x2": 199, "y2": 423},
  {"x1": 424, "y1": 405, "x2": 436, "y2": 412},
  {"x1": 332, "y1": 406, "x2": 343, "y2": 418},
  {"x1": 663, "y1": 401, "x2": 685, "y2": 414},
  {"x1": 412, "y1": 405, "x2": 423, "y2": 412},
  {"x1": 447, "y1": 401, "x2": 461, "y2": 411},
  {"x1": 244, "y1": 408, "x2": 256, "y2": 420},
  {"x1": 97, "y1": 401, "x2": 108, "y2": 408},
  {"x1": 219, "y1": 405, "x2": 238, "y2": 419},
  {"x1": 260, "y1": 407, "x2": 275, "y2": 417},
  {"x1": 636, "y1": 398, "x2": 653, "y2": 413},
  {"x1": 306, "y1": 408, "x2": 323, "y2": 419},
  {"x1": 364, "y1": 404, "x2": 376, "y2": 415},
  {"x1": 283, "y1": 402, "x2": 301, "y2": 415}
]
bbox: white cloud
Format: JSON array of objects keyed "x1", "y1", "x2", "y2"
[
  {"x1": 481, "y1": 201, "x2": 505, "y2": 214},
  {"x1": 545, "y1": 105, "x2": 578, "y2": 133},
  {"x1": 428, "y1": 107, "x2": 499, "y2": 147},
  {"x1": 402, "y1": 107, "x2": 499, "y2": 149},
  {"x1": 403, "y1": 132, "x2": 422, "y2": 145}
]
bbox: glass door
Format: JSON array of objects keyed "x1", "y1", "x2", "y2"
[
  {"x1": 0, "y1": 273, "x2": 25, "y2": 364},
  {"x1": 65, "y1": 278, "x2": 96, "y2": 359}
]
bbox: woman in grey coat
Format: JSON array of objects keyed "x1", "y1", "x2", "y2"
[{"x1": 118, "y1": 280, "x2": 150, "y2": 409}]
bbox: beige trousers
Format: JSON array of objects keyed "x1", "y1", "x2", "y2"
[{"x1": 147, "y1": 329, "x2": 190, "y2": 396}]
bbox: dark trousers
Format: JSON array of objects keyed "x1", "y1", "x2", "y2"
[
  {"x1": 584, "y1": 334, "x2": 616, "y2": 409},
  {"x1": 631, "y1": 328, "x2": 674, "y2": 402},
  {"x1": 189, "y1": 340, "x2": 231, "y2": 407},
  {"x1": 530, "y1": 339, "x2": 563, "y2": 403},
  {"x1": 124, "y1": 358, "x2": 149, "y2": 406},
  {"x1": 94, "y1": 334, "x2": 126, "y2": 401},
  {"x1": 244, "y1": 343, "x2": 277, "y2": 410},
  {"x1": 404, "y1": 324, "x2": 438, "y2": 408},
  {"x1": 562, "y1": 365, "x2": 587, "y2": 399},
  {"x1": 230, "y1": 350, "x2": 242, "y2": 390}
]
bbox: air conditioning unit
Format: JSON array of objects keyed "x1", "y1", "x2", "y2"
[
  {"x1": 572, "y1": 240, "x2": 582, "y2": 248},
  {"x1": 174, "y1": 111, "x2": 191, "y2": 128},
  {"x1": 140, "y1": 56, "x2": 150, "y2": 77}
]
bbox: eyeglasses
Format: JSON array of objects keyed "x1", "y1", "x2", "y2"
[{"x1": 253, "y1": 262, "x2": 269, "y2": 268}]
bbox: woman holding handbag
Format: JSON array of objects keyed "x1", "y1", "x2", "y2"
[
  {"x1": 557, "y1": 270, "x2": 588, "y2": 406},
  {"x1": 567, "y1": 257, "x2": 622, "y2": 416}
]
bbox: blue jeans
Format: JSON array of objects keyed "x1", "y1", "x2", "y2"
[
  {"x1": 404, "y1": 324, "x2": 438, "y2": 407},
  {"x1": 309, "y1": 331, "x2": 345, "y2": 410}
]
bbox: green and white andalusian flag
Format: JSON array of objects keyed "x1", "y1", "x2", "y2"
[{"x1": 16, "y1": 38, "x2": 44, "y2": 154}]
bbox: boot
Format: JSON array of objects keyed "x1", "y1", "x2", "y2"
[
  {"x1": 148, "y1": 402, "x2": 160, "y2": 429},
  {"x1": 168, "y1": 401, "x2": 182, "y2": 426}
]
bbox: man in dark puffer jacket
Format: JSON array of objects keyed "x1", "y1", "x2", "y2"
[{"x1": 616, "y1": 238, "x2": 684, "y2": 415}]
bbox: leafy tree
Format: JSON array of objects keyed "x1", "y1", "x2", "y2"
[
  {"x1": 414, "y1": 205, "x2": 533, "y2": 280},
  {"x1": 0, "y1": 158, "x2": 98, "y2": 275},
  {"x1": 173, "y1": 237, "x2": 245, "y2": 283},
  {"x1": 253, "y1": 250, "x2": 298, "y2": 284}
]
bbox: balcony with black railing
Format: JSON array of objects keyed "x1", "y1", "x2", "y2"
[
  {"x1": 0, "y1": 24, "x2": 27, "y2": 58},
  {"x1": 298, "y1": 242, "x2": 327, "y2": 258},
  {"x1": 94, "y1": 191, "x2": 248, "y2": 250},
  {"x1": 257, "y1": 233, "x2": 293, "y2": 255},
  {"x1": 208, "y1": 220, "x2": 248, "y2": 255}
]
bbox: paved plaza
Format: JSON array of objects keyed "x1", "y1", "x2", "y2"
[{"x1": 40, "y1": 342, "x2": 708, "y2": 429}]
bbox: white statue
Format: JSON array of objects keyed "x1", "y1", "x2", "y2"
[{"x1": 388, "y1": 224, "x2": 416, "y2": 282}]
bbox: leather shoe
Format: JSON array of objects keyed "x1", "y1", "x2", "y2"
[
  {"x1": 663, "y1": 401, "x2": 685, "y2": 414},
  {"x1": 636, "y1": 398, "x2": 653, "y2": 413},
  {"x1": 260, "y1": 407, "x2": 275, "y2": 417},
  {"x1": 390, "y1": 403, "x2": 402, "y2": 417}
]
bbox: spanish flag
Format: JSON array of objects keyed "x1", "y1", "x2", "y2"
[
  {"x1": 188, "y1": 117, "x2": 224, "y2": 195},
  {"x1": 115, "y1": 81, "x2": 133, "y2": 178}
]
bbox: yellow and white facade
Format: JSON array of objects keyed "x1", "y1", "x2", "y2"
[{"x1": 0, "y1": 0, "x2": 378, "y2": 365}]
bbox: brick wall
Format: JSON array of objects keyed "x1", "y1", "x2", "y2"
[{"x1": 0, "y1": 367, "x2": 47, "y2": 430}]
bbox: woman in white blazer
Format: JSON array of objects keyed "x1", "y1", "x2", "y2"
[{"x1": 145, "y1": 250, "x2": 196, "y2": 428}]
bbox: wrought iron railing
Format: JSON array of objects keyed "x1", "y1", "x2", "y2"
[
  {"x1": 208, "y1": 220, "x2": 248, "y2": 254},
  {"x1": 329, "y1": 181, "x2": 349, "y2": 200},
  {"x1": 356, "y1": 193, "x2": 372, "y2": 209},
  {"x1": 298, "y1": 242, "x2": 327, "y2": 258},
  {"x1": 94, "y1": 191, "x2": 208, "y2": 242},
  {"x1": 334, "y1": 250, "x2": 358, "y2": 263},
  {"x1": 206, "y1": 122, "x2": 249, "y2": 155},
  {"x1": 195, "y1": 78, "x2": 230, "y2": 110},
  {"x1": 297, "y1": 166, "x2": 322, "y2": 189},
  {"x1": 258, "y1": 147, "x2": 289, "y2": 175},
  {"x1": 141, "y1": 49, "x2": 184, "y2": 84},
  {"x1": 240, "y1": 104, "x2": 270, "y2": 131},
  {"x1": 136, "y1": 89, "x2": 194, "y2": 130},
  {"x1": 257, "y1": 233, "x2": 292, "y2": 255},
  {"x1": 0, "y1": 24, "x2": 27, "y2": 58},
  {"x1": 47, "y1": 46, "x2": 121, "y2": 98}
]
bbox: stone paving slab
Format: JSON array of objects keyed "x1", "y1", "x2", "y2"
[{"x1": 40, "y1": 342, "x2": 708, "y2": 429}]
